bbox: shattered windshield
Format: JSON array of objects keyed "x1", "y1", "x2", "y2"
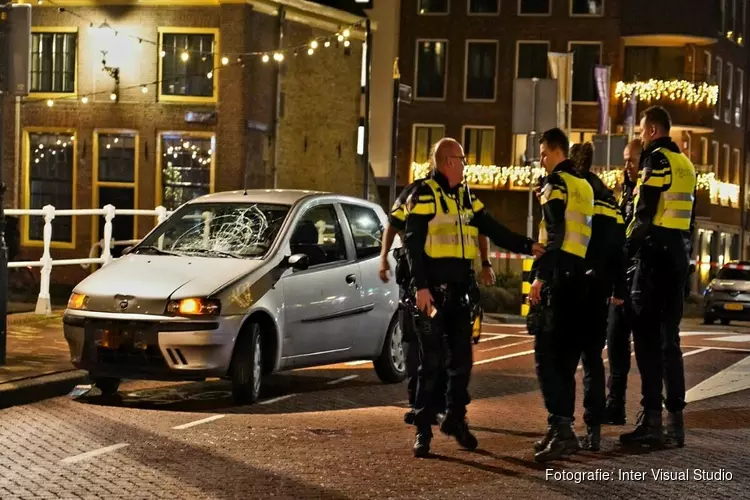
[{"x1": 136, "y1": 202, "x2": 291, "y2": 258}]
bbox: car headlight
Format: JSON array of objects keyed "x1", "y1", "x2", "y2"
[
  {"x1": 166, "y1": 298, "x2": 221, "y2": 316},
  {"x1": 67, "y1": 292, "x2": 89, "y2": 310}
]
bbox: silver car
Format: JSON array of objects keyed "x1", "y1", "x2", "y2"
[
  {"x1": 63, "y1": 190, "x2": 406, "y2": 404},
  {"x1": 703, "y1": 261, "x2": 750, "y2": 325}
]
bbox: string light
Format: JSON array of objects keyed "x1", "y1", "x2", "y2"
[
  {"x1": 615, "y1": 79, "x2": 719, "y2": 107},
  {"x1": 81, "y1": 96, "x2": 88, "y2": 104},
  {"x1": 206, "y1": 71, "x2": 213, "y2": 79},
  {"x1": 273, "y1": 52, "x2": 284, "y2": 62},
  {"x1": 221, "y1": 56, "x2": 229, "y2": 65},
  {"x1": 307, "y1": 48, "x2": 314, "y2": 56},
  {"x1": 311, "y1": 40, "x2": 319, "y2": 49},
  {"x1": 325, "y1": 41, "x2": 331, "y2": 48},
  {"x1": 46, "y1": 99, "x2": 53, "y2": 107},
  {"x1": 141, "y1": 85, "x2": 148, "y2": 93},
  {"x1": 344, "y1": 40, "x2": 351, "y2": 48},
  {"x1": 181, "y1": 51, "x2": 189, "y2": 62},
  {"x1": 262, "y1": 54, "x2": 270, "y2": 63},
  {"x1": 109, "y1": 93, "x2": 117, "y2": 101}
]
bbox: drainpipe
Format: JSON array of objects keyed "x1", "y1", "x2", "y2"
[
  {"x1": 741, "y1": 50, "x2": 749, "y2": 260},
  {"x1": 271, "y1": 6, "x2": 285, "y2": 189}
]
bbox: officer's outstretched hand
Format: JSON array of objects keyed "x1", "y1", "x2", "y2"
[
  {"x1": 531, "y1": 243, "x2": 545, "y2": 258},
  {"x1": 480, "y1": 265, "x2": 496, "y2": 286},
  {"x1": 529, "y1": 279, "x2": 544, "y2": 305},
  {"x1": 416, "y1": 288, "x2": 435, "y2": 317},
  {"x1": 379, "y1": 256, "x2": 391, "y2": 283}
]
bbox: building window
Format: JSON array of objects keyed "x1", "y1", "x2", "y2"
[
  {"x1": 725, "y1": 62, "x2": 733, "y2": 123},
  {"x1": 469, "y1": 0, "x2": 499, "y2": 14},
  {"x1": 733, "y1": 148, "x2": 741, "y2": 184},
  {"x1": 703, "y1": 50, "x2": 711, "y2": 80},
  {"x1": 159, "y1": 133, "x2": 215, "y2": 210},
  {"x1": 94, "y1": 132, "x2": 137, "y2": 249},
  {"x1": 623, "y1": 46, "x2": 685, "y2": 81},
  {"x1": 700, "y1": 137, "x2": 709, "y2": 165},
  {"x1": 715, "y1": 57, "x2": 722, "y2": 119},
  {"x1": 30, "y1": 31, "x2": 77, "y2": 95},
  {"x1": 735, "y1": 68, "x2": 744, "y2": 127},
  {"x1": 723, "y1": 144, "x2": 730, "y2": 182},
  {"x1": 519, "y1": 0, "x2": 551, "y2": 15},
  {"x1": 418, "y1": 0, "x2": 449, "y2": 14},
  {"x1": 570, "y1": 42, "x2": 601, "y2": 102},
  {"x1": 463, "y1": 127, "x2": 495, "y2": 165},
  {"x1": 516, "y1": 42, "x2": 549, "y2": 78},
  {"x1": 465, "y1": 41, "x2": 498, "y2": 101},
  {"x1": 412, "y1": 125, "x2": 445, "y2": 163},
  {"x1": 712, "y1": 140, "x2": 719, "y2": 177},
  {"x1": 571, "y1": 0, "x2": 604, "y2": 16},
  {"x1": 159, "y1": 29, "x2": 217, "y2": 101},
  {"x1": 415, "y1": 40, "x2": 448, "y2": 100},
  {"x1": 26, "y1": 131, "x2": 75, "y2": 244}
]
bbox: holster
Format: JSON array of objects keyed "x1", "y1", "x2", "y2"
[
  {"x1": 526, "y1": 283, "x2": 554, "y2": 336},
  {"x1": 394, "y1": 248, "x2": 411, "y2": 288}
]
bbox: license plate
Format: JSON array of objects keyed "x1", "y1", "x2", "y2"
[
  {"x1": 724, "y1": 303, "x2": 744, "y2": 311},
  {"x1": 92, "y1": 325, "x2": 151, "y2": 349}
]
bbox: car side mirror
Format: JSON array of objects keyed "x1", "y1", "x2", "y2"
[{"x1": 287, "y1": 253, "x2": 309, "y2": 271}]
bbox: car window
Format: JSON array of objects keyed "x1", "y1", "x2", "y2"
[
  {"x1": 717, "y1": 267, "x2": 750, "y2": 281},
  {"x1": 342, "y1": 204, "x2": 383, "y2": 260},
  {"x1": 290, "y1": 204, "x2": 346, "y2": 266}
]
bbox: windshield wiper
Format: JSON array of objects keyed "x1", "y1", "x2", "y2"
[
  {"x1": 182, "y1": 248, "x2": 242, "y2": 259},
  {"x1": 133, "y1": 245, "x2": 180, "y2": 256}
]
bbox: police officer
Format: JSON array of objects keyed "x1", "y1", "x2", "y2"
[
  {"x1": 620, "y1": 106, "x2": 696, "y2": 448},
  {"x1": 379, "y1": 182, "x2": 494, "y2": 425},
  {"x1": 603, "y1": 139, "x2": 642, "y2": 425},
  {"x1": 527, "y1": 128, "x2": 594, "y2": 462},
  {"x1": 404, "y1": 138, "x2": 543, "y2": 457},
  {"x1": 567, "y1": 142, "x2": 627, "y2": 452}
]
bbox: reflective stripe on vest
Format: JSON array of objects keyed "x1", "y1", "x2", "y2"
[
  {"x1": 422, "y1": 179, "x2": 479, "y2": 260},
  {"x1": 594, "y1": 199, "x2": 625, "y2": 225},
  {"x1": 559, "y1": 171, "x2": 594, "y2": 258},
  {"x1": 653, "y1": 149, "x2": 696, "y2": 231}
]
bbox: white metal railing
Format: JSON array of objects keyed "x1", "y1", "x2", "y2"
[{"x1": 5, "y1": 204, "x2": 171, "y2": 315}]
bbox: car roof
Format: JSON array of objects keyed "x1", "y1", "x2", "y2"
[
  {"x1": 722, "y1": 261, "x2": 750, "y2": 269},
  {"x1": 186, "y1": 189, "x2": 382, "y2": 210}
]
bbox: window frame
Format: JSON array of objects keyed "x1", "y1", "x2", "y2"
[
  {"x1": 703, "y1": 50, "x2": 712, "y2": 79},
  {"x1": 569, "y1": 0, "x2": 604, "y2": 17},
  {"x1": 414, "y1": 38, "x2": 449, "y2": 102},
  {"x1": 518, "y1": 0, "x2": 552, "y2": 16},
  {"x1": 417, "y1": 0, "x2": 451, "y2": 15},
  {"x1": 468, "y1": 0, "x2": 500, "y2": 16},
  {"x1": 715, "y1": 56, "x2": 723, "y2": 120},
  {"x1": 290, "y1": 202, "x2": 351, "y2": 268},
  {"x1": 733, "y1": 148, "x2": 741, "y2": 184},
  {"x1": 340, "y1": 203, "x2": 384, "y2": 261},
  {"x1": 725, "y1": 61, "x2": 734, "y2": 124},
  {"x1": 723, "y1": 143, "x2": 730, "y2": 182},
  {"x1": 91, "y1": 129, "x2": 140, "y2": 247},
  {"x1": 735, "y1": 67, "x2": 744, "y2": 127},
  {"x1": 712, "y1": 140, "x2": 720, "y2": 177},
  {"x1": 700, "y1": 137, "x2": 709, "y2": 166},
  {"x1": 157, "y1": 27, "x2": 220, "y2": 104},
  {"x1": 29, "y1": 26, "x2": 79, "y2": 100},
  {"x1": 155, "y1": 130, "x2": 217, "y2": 209},
  {"x1": 567, "y1": 40, "x2": 603, "y2": 105},
  {"x1": 461, "y1": 125, "x2": 496, "y2": 165},
  {"x1": 515, "y1": 40, "x2": 550, "y2": 78},
  {"x1": 22, "y1": 127, "x2": 78, "y2": 249},
  {"x1": 464, "y1": 39, "x2": 499, "y2": 102},
  {"x1": 411, "y1": 123, "x2": 446, "y2": 164}
]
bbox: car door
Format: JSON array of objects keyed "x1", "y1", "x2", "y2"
[{"x1": 281, "y1": 202, "x2": 364, "y2": 364}]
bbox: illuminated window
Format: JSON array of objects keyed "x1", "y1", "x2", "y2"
[
  {"x1": 519, "y1": 0, "x2": 551, "y2": 15},
  {"x1": 723, "y1": 144, "x2": 730, "y2": 182},
  {"x1": 700, "y1": 137, "x2": 709, "y2": 165},
  {"x1": 465, "y1": 41, "x2": 498, "y2": 100},
  {"x1": 416, "y1": 40, "x2": 448, "y2": 99},
  {"x1": 159, "y1": 29, "x2": 217, "y2": 100},
  {"x1": 94, "y1": 132, "x2": 137, "y2": 250},
  {"x1": 30, "y1": 31, "x2": 77, "y2": 95},
  {"x1": 26, "y1": 131, "x2": 75, "y2": 243},
  {"x1": 160, "y1": 133, "x2": 215, "y2": 210},
  {"x1": 724, "y1": 62, "x2": 733, "y2": 123},
  {"x1": 711, "y1": 140, "x2": 719, "y2": 177},
  {"x1": 463, "y1": 127, "x2": 495, "y2": 165},
  {"x1": 412, "y1": 125, "x2": 445, "y2": 163},
  {"x1": 733, "y1": 148, "x2": 741, "y2": 184},
  {"x1": 418, "y1": 0, "x2": 449, "y2": 14},
  {"x1": 571, "y1": 0, "x2": 603, "y2": 16}
]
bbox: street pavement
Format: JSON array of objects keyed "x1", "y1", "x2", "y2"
[{"x1": 1, "y1": 318, "x2": 749, "y2": 499}]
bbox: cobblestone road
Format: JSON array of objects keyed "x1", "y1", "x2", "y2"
[{"x1": 1, "y1": 319, "x2": 748, "y2": 499}]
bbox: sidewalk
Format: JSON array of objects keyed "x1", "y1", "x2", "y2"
[{"x1": 0, "y1": 309, "x2": 88, "y2": 409}]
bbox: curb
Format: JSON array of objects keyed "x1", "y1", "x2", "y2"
[
  {"x1": 0, "y1": 370, "x2": 89, "y2": 409},
  {"x1": 485, "y1": 313, "x2": 525, "y2": 325},
  {"x1": 7, "y1": 310, "x2": 65, "y2": 326}
]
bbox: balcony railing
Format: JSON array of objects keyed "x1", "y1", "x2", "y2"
[{"x1": 4, "y1": 205, "x2": 172, "y2": 315}]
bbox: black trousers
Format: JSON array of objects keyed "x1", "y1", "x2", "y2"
[
  {"x1": 606, "y1": 297, "x2": 633, "y2": 406},
  {"x1": 528, "y1": 270, "x2": 586, "y2": 422},
  {"x1": 580, "y1": 275, "x2": 610, "y2": 426},
  {"x1": 413, "y1": 286, "x2": 472, "y2": 428},
  {"x1": 631, "y1": 242, "x2": 689, "y2": 413}
]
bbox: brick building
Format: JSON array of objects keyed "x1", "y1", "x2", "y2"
[
  {"x1": 394, "y1": 0, "x2": 750, "y2": 290},
  {"x1": 1, "y1": 0, "x2": 367, "y2": 285}
]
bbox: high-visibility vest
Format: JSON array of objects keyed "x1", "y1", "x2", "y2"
[
  {"x1": 594, "y1": 197, "x2": 624, "y2": 225},
  {"x1": 538, "y1": 171, "x2": 594, "y2": 259},
  {"x1": 653, "y1": 149, "x2": 696, "y2": 231},
  {"x1": 412, "y1": 179, "x2": 480, "y2": 260}
]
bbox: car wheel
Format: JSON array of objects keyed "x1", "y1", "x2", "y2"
[
  {"x1": 703, "y1": 314, "x2": 715, "y2": 325},
  {"x1": 93, "y1": 376, "x2": 121, "y2": 396},
  {"x1": 230, "y1": 323, "x2": 263, "y2": 405},
  {"x1": 721, "y1": 318, "x2": 731, "y2": 326},
  {"x1": 373, "y1": 316, "x2": 407, "y2": 384}
]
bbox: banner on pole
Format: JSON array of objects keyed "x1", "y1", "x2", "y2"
[
  {"x1": 547, "y1": 52, "x2": 573, "y2": 132},
  {"x1": 594, "y1": 65, "x2": 611, "y2": 135}
]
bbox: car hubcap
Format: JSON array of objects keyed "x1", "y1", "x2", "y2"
[
  {"x1": 253, "y1": 336, "x2": 262, "y2": 396},
  {"x1": 390, "y1": 323, "x2": 405, "y2": 372}
]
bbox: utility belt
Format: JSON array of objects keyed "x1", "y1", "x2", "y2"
[{"x1": 394, "y1": 247, "x2": 411, "y2": 288}]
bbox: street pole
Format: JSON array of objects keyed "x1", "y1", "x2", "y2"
[
  {"x1": 388, "y1": 58, "x2": 400, "y2": 209},
  {"x1": 527, "y1": 78, "x2": 538, "y2": 239},
  {"x1": 362, "y1": 17, "x2": 372, "y2": 200},
  {"x1": 271, "y1": 6, "x2": 285, "y2": 189},
  {"x1": 0, "y1": 3, "x2": 9, "y2": 365}
]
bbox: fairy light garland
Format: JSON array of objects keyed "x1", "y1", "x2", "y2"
[{"x1": 615, "y1": 79, "x2": 719, "y2": 107}]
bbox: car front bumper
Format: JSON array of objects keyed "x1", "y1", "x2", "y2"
[
  {"x1": 704, "y1": 299, "x2": 750, "y2": 320},
  {"x1": 63, "y1": 310, "x2": 243, "y2": 381}
]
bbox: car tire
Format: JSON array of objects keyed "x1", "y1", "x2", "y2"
[
  {"x1": 93, "y1": 376, "x2": 121, "y2": 396},
  {"x1": 721, "y1": 318, "x2": 731, "y2": 326},
  {"x1": 230, "y1": 323, "x2": 263, "y2": 405},
  {"x1": 703, "y1": 314, "x2": 716, "y2": 325},
  {"x1": 373, "y1": 316, "x2": 407, "y2": 384}
]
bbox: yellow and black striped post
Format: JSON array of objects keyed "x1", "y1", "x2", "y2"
[{"x1": 520, "y1": 258, "x2": 533, "y2": 317}]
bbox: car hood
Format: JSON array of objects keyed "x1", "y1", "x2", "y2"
[{"x1": 76, "y1": 254, "x2": 266, "y2": 299}]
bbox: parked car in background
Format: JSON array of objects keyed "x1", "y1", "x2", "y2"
[
  {"x1": 703, "y1": 261, "x2": 750, "y2": 325},
  {"x1": 63, "y1": 189, "x2": 406, "y2": 404}
]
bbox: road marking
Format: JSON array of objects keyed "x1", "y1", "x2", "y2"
[
  {"x1": 327, "y1": 374, "x2": 359, "y2": 385},
  {"x1": 684, "y1": 345, "x2": 750, "y2": 352},
  {"x1": 172, "y1": 414, "x2": 226, "y2": 430},
  {"x1": 680, "y1": 331, "x2": 741, "y2": 337},
  {"x1": 686, "y1": 353, "x2": 750, "y2": 403},
  {"x1": 711, "y1": 334, "x2": 750, "y2": 343},
  {"x1": 346, "y1": 360, "x2": 371, "y2": 366},
  {"x1": 479, "y1": 339, "x2": 534, "y2": 353},
  {"x1": 474, "y1": 349, "x2": 535, "y2": 366},
  {"x1": 61, "y1": 443, "x2": 129, "y2": 464},
  {"x1": 259, "y1": 394, "x2": 297, "y2": 405},
  {"x1": 682, "y1": 347, "x2": 711, "y2": 358}
]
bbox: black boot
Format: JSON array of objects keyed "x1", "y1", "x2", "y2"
[
  {"x1": 533, "y1": 424, "x2": 554, "y2": 453},
  {"x1": 413, "y1": 428, "x2": 432, "y2": 458},
  {"x1": 619, "y1": 410, "x2": 664, "y2": 447},
  {"x1": 404, "y1": 410, "x2": 415, "y2": 425},
  {"x1": 665, "y1": 411, "x2": 685, "y2": 448},
  {"x1": 602, "y1": 400, "x2": 626, "y2": 425},
  {"x1": 439, "y1": 415, "x2": 478, "y2": 451},
  {"x1": 579, "y1": 425, "x2": 601, "y2": 451},
  {"x1": 534, "y1": 418, "x2": 580, "y2": 462}
]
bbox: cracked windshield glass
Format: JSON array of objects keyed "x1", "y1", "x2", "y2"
[{"x1": 136, "y1": 203, "x2": 290, "y2": 258}]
